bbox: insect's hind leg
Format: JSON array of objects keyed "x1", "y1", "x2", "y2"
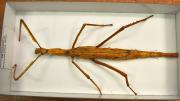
[
  {"x1": 72, "y1": 23, "x2": 113, "y2": 48},
  {"x1": 71, "y1": 58, "x2": 102, "y2": 94},
  {"x1": 96, "y1": 15, "x2": 154, "y2": 47},
  {"x1": 91, "y1": 59, "x2": 137, "y2": 95}
]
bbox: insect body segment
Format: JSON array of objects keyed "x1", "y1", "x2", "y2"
[
  {"x1": 35, "y1": 46, "x2": 178, "y2": 59},
  {"x1": 12, "y1": 15, "x2": 178, "y2": 95},
  {"x1": 35, "y1": 48, "x2": 67, "y2": 55},
  {"x1": 66, "y1": 46, "x2": 178, "y2": 60}
]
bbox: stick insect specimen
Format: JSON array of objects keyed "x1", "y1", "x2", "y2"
[{"x1": 12, "y1": 15, "x2": 178, "y2": 95}]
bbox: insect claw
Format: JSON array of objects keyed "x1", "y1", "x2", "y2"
[
  {"x1": 145, "y1": 15, "x2": 154, "y2": 20},
  {"x1": 107, "y1": 24, "x2": 113, "y2": 26},
  {"x1": 12, "y1": 64, "x2": 17, "y2": 68}
]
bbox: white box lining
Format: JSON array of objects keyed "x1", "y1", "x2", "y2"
[{"x1": 0, "y1": 2, "x2": 180, "y2": 99}]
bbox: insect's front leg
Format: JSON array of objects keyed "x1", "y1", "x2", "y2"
[
  {"x1": 12, "y1": 54, "x2": 42, "y2": 80},
  {"x1": 71, "y1": 58, "x2": 102, "y2": 94},
  {"x1": 19, "y1": 19, "x2": 42, "y2": 48},
  {"x1": 13, "y1": 19, "x2": 44, "y2": 81},
  {"x1": 91, "y1": 59, "x2": 137, "y2": 95}
]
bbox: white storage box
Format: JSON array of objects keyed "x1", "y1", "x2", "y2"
[{"x1": 0, "y1": 1, "x2": 180, "y2": 100}]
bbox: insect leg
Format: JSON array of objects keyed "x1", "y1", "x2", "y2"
[
  {"x1": 12, "y1": 54, "x2": 42, "y2": 80},
  {"x1": 91, "y1": 59, "x2": 137, "y2": 95},
  {"x1": 96, "y1": 15, "x2": 154, "y2": 47},
  {"x1": 71, "y1": 58, "x2": 102, "y2": 94},
  {"x1": 72, "y1": 23, "x2": 113, "y2": 48},
  {"x1": 19, "y1": 19, "x2": 42, "y2": 48}
]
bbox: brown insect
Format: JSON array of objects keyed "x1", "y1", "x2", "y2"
[{"x1": 12, "y1": 15, "x2": 178, "y2": 95}]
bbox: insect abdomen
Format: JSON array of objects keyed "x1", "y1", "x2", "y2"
[{"x1": 67, "y1": 46, "x2": 178, "y2": 60}]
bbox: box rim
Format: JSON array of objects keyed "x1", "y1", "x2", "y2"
[
  {"x1": 1, "y1": 1, "x2": 180, "y2": 100},
  {"x1": 6, "y1": 0, "x2": 180, "y2": 5}
]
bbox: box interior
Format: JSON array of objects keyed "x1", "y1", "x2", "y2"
[{"x1": 0, "y1": 1, "x2": 180, "y2": 99}]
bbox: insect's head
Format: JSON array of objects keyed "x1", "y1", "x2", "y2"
[
  {"x1": 35, "y1": 48, "x2": 47, "y2": 55},
  {"x1": 35, "y1": 48, "x2": 66, "y2": 55}
]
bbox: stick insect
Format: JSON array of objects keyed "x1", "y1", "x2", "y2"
[{"x1": 12, "y1": 15, "x2": 178, "y2": 95}]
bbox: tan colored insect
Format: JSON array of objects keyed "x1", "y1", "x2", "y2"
[{"x1": 12, "y1": 15, "x2": 178, "y2": 95}]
